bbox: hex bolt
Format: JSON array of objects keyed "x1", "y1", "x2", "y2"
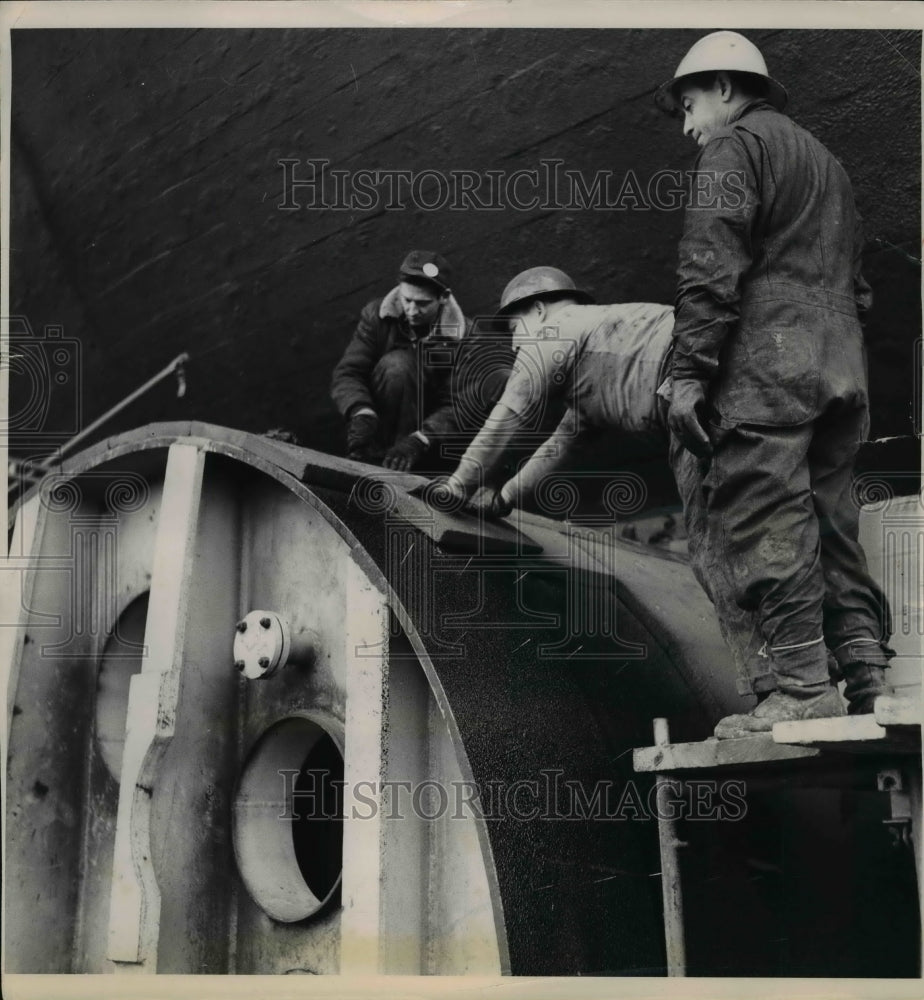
[
  {"x1": 236, "y1": 621, "x2": 247, "y2": 633},
  {"x1": 260, "y1": 617, "x2": 272, "y2": 629},
  {"x1": 235, "y1": 660, "x2": 246, "y2": 672},
  {"x1": 258, "y1": 657, "x2": 270, "y2": 670}
]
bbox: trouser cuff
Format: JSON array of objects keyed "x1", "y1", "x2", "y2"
[
  {"x1": 770, "y1": 640, "x2": 831, "y2": 691},
  {"x1": 833, "y1": 639, "x2": 895, "y2": 672}
]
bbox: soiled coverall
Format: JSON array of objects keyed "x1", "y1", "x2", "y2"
[
  {"x1": 451, "y1": 302, "x2": 674, "y2": 501},
  {"x1": 667, "y1": 98, "x2": 892, "y2": 695}
]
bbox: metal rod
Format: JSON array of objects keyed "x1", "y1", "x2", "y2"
[
  {"x1": 11, "y1": 352, "x2": 189, "y2": 487},
  {"x1": 653, "y1": 717, "x2": 687, "y2": 976}
]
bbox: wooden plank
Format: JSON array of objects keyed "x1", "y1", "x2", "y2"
[
  {"x1": 633, "y1": 734, "x2": 819, "y2": 774},
  {"x1": 774, "y1": 714, "x2": 886, "y2": 744},
  {"x1": 874, "y1": 695, "x2": 923, "y2": 729},
  {"x1": 773, "y1": 713, "x2": 921, "y2": 754},
  {"x1": 389, "y1": 489, "x2": 542, "y2": 555},
  {"x1": 652, "y1": 720, "x2": 686, "y2": 977}
]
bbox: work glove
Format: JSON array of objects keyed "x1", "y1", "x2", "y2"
[
  {"x1": 383, "y1": 433, "x2": 429, "y2": 471},
  {"x1": 667, "y1": 380, "x2": 713, "y2": 459},
  {"x1": 465, "y1": 486, "x2": 512, "y2": 520},
  {"x1": 263, "y1": 427, "x2": 300, "y2": 445},
  {"x1": 346, "y1": 412, "x2": 380, "y2": 462}
]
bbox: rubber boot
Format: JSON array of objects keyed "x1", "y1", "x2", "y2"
[
  {"x1": 842, "y1": 663, "x2": 894, "y2": 716},
  {"x1": 714, "y1": 683, "x2": 846, "y2": 740}
]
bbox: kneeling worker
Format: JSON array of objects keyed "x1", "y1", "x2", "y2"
[{"x1": 330, "y1": 250, "x2": 468, "y2": 470}]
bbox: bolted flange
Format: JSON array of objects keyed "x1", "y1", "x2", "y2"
[{"x1": 232, "y1": 609, "x2": 320, "y2": 681}]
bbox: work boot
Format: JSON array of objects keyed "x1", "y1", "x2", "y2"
[
  {"x1": 842, "y1": 663, "x2": 894, "y2": 716},
  {"x1": 714, "y1": 685, "x2": 846, "y2": 740}
]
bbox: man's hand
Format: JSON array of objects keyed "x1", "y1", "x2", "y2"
[
  {"x1": 667, "y1": 380, "x2": 713, "y2": 458},
  {"x1": 465, "y1": 486, "x2": 512, "y2": 520},
  {"x1": 347, "y1": 412, "x2": 380, "y2": 462},
  {"x1": 263, "y1": 427, "x2": 300, "y2": 445},
  {"x1": 383, "y1": 433, "x2": 428, "y2": 471}
]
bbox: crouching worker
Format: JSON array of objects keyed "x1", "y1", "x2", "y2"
[
  {"x1": 655, "y1": 31, "x2": 895, "y2": 736},
  {"x1": 330, "y1": 250, "x2": 468, "y2": 470}
]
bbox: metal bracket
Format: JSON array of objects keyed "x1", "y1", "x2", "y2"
[{"x1": 878, "y1": 768, "x2": 913, "y2": 848}]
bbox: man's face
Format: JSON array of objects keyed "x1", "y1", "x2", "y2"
[
  {"x1": 399, "y1": 281, "x2": 443, "y2": 328},
  {"x1": 506, "y1": 302, "x2": 539, "y2": 345},
  {"x1": 678, "y1": 81, "x2": 729, "y2": 147}
]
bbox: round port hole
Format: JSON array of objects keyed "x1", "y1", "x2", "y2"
[{"x1": 232, "y1": 714, "x2": 344, "y2": 922}]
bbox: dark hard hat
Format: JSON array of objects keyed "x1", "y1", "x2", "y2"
[
  {"x1": 398, "y1": 250, "x2": 452, "y2": 293},
  {"x1": 498, "y1": 266, "x2": 594, "y2": 315}
]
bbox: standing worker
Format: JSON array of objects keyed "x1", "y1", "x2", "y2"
[
  {"x1": 655, "y1": 31, "x2": 894, "y2": 737},
  {"x1": 330, "y1": 250, "x2": 469, "y2": 471}
]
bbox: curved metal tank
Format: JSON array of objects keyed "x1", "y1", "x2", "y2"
[{"x1": 3, "y1": 422, "x2": 745, "y2": 975}]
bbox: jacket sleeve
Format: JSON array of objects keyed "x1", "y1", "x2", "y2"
[
  {"x1": 448, "y1": 335, "x2": 568, "y2": 495},
  {"x1": 853, "y1": 211, "x2": 874, "y2": 326},
  {"x1": 501, "y1": 407, "x2": 583, "y2": 507},
  {"x1": 671, "y1": 132, "x2": 761, "y2": 384},
  {"x1": 449, "y1": 402, "x2": 529, "y2": 495},
  {"x1": 330, "y1": 300, "x2": 383, "y2": 419}
]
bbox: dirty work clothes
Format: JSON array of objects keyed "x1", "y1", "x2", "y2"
[
  {"x1": 330, "y1": 287, "x2": 468, "y2": 448},
  {"x1": 503, "y1": 303, "x2": 674, "y2": 435},
  {"x1": 670, "y1": 439, "x2": 770, "y2": 694},
  {"x1": 671, "y1": 100, "x2": 873, "y2": 399},
  {"x1": 669, "y1": 99, "x2": 892, "y2": 691},
  {"x1": 670, "y1": 410, "x2": 892, "y2": 696},
  {"x1": 453, "y1": 302, "x2": 674, "y2": 498}
]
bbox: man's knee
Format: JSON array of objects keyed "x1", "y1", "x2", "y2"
[{"x1": 371, "y1": 350, "x2": 417, "y2": 401}]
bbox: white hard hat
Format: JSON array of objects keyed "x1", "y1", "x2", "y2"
[{"x1": 655, "y1": 31, "x2": 788, "y2": 114}]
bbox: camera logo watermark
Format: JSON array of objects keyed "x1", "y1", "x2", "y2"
[{"x1": 3, "y1": 316, "x2": 83, "y2": 446}]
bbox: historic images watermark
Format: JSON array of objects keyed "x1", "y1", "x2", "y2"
[
  {"x1": 277, "y1": 158, "x2": 748, "y2": 213},
  {"x1": 276, "y1": 768, "x2": 748, "y2": 823}
]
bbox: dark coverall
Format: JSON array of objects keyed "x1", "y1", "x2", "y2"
[{"x1": 667, "y1": 99, "x2": 892, "y2": 696}]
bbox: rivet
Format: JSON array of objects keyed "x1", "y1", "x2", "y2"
[
  {"x1": 259, "y1": 657, "x2": 270, "y2": 669},
  {"x1": 235, "y1": 660, "x2": 246, "y2": 672},
  {"x1": 260, "y1": 617, "x2": 272, "y2": 629}
]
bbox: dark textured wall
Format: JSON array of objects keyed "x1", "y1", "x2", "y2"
[{"x1": 9, "y1": 27, "x2": 921, "y2": 470}]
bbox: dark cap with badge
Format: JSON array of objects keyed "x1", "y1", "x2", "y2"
[{"x1": 398, "y1": 249, "x2": 452, "y2": 294}]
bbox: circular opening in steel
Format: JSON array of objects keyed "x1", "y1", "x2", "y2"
[
  {"x1": 232, "y1": 714, "x2": 344, "y2": 922},
  {"x1": 95, "y1": 593, "x2": 149, "y2": 780}
]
